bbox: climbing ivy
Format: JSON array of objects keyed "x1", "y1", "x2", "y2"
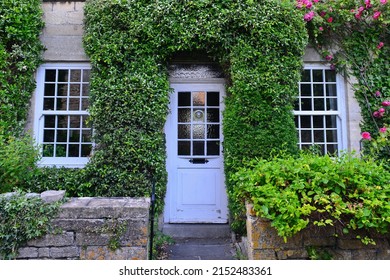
[
  {"x1": 0, "y1": 0, "x2": 44, "y2": 136},
  {"x1": 83, "y1": 0, "x2": 308, "y2": 227}
]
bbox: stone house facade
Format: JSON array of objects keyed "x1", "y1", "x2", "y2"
[{"x1": 28, "y1": 1, "x2": 363, "y2": 225}]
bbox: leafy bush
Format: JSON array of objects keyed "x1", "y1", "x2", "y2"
[
  {"x1": 0, "y1": 131, "x2": 40, "y2": 193},
  {"x1": 0, "y1": 191, "x2": 62, "y2": 259},
  {"x1": 83, "y1": 0, "x2": 307, "y2": 224},
  {"x1": 0, "y1": 0, "x2": 44, "y2": 135},
  {"x1": 234, "y1": 152, "x2": 390, "y2": 243}
]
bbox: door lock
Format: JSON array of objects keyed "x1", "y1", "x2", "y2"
[{"x1": 189, "y1": 158, "x2": 209, "y2": 164}]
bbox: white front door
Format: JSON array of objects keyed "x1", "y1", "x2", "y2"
[{"x1": 165, "y1": 82, "x2": 228, "y2": 223}]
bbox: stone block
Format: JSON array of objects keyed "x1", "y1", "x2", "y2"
[
  {"x1": 276, "y1": 249, "x2": 308, "y2": 260},
  {"x1": 328, "y1": 249, "x2": 352, "y2": 260},
  {"x1": 50, "y1": 246, "x2": 79, "y2": 259},
  {"x1": 40, "y1": 190, "x2": 66, "y2": 203},
  {"x1": 249, "y1": 249, "x2": 277, "y2": 260},
  {"x1": 27, "y1": 232, "x2": 74, "y2": 247},
  {"x1": 52, "y1": 218, "x2": 105, "y2": 233},
  {"x1": 351, "y1": 249, "x2": 377, "y2": 260},
  {"x1": 38, "y1": 248, "x2": 51, "y2": 258},
  {"x1": 76, "y1": 232, "x2": 111, "y2": 246},
  {"x1": 80, "y1": 246, "x2": 148, "y2": 260},
  {"x1": 303, "y1": 237, "x2": 336, "y2": 247},
  {"x1": 377, "y1": 249, "x2": 390, "y2": 260},
  {"x1": 41, "y1": 35, "x2": 89, "y2": 61},
  {"x1": 17, "y1": 247, "x2": 38, "y2": 259},
  {"x1": 43, "y1": 24, "x2": 84, "y2": 36}
]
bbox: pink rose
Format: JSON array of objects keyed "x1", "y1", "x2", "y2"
[
  {"x1": 377, "y1": 42, "x2": 384, "y2": 49},
  {"x1": 304, "y1": 11, "x2": 315, "y2": 21},
  {"x1": 319, "y1": 26, "x2": 324, "y2": 31},
  {"x1": 373, "y1": 11, "x2": 381, "y2": 20},
  {"x1": 313, "y1": 0, "x2": 319, "y2": 2},
  {"x1": 306, "y1": 1, "x2": 313, "y2": 9},
  {"x1": 380, "y1": 0, "x2": 387, "y2": 4},
  {"x1": 325, "y1": 54, "x2": 333, "y2": 61},
  {"x1": 358, "y1": 6, "x2": 365, "y2": 13},
  {"x1": 320, "y1": 11, "x2": 327, "y2": 17},
  {"x1": 365, "y1": 0, "x2": 372, "y2": 9},
  {"x1": 362, "y1": 132, "x2": 371, "y2": 140},
  {"x1": 379, "y1": 107, "x2": 385, "y2": 113},
  {"x1": 327, "y1": 17, "x2": 333, "y2": 23},
  {"x1": 373, "y1": 111, "x2": 382, "y2": 118},
  {"x1": 382, "y1": 101, "x2": 390, "y2": 106},
  {"x1": 380, "y1": 127, "x2": 387, "y2": 133}
]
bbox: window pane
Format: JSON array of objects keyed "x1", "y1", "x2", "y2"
[
  {"x1": 70, "y1": 70, "x2": 81, "y2": 82},
  {"x1": 327, "y1": 144, "x2": 338, "y2": 154},
  {"x1": 44, "y1": 115, "x2": 55, "y2": 128},
  {"x1": 325, "y1": 70, "x2": 336, "y2": 82},
  {"x1": 81, "y1": 98, "x2": 89, "y2": 110},
  {"x1": 82, "y1": 130, "x2": 92, "y2": 142},
  {"x1": 326, "y1": 115, "x2": 337, "y2": 128},
  {"x1": 326, "y1": 98, "x2": 338, "y2": 110},
  {"x1": 83, "y1": 70, "x2": 90, "y2": 82},
  {"x1": 301, "y1": 130, "x2": 312, "y2": 142},
  {"x1": 56, "y1": 98, "x2": 67, "y2": 110},
  {"x1": 301, "y1": 98, "x2": 312, "y2": 110},
  {"x1": 207, "y1": 92, "x2": 219, "y2": 106},
  {"x1": 300, "y1": 84, "x2": 311, "y2": 96},
  {"x1": 313, "y1": 116, "x2": 324, "y2": 128},
  {"x1": 326, "y1": 84, "x2": 337, "y2": 96},
  {"x1": 300, "y1": 116, "x2": 311, "y2": 128},
  {"x1": 70, "y1": 115, "x2": 81, "y2": 128},
  {"x1": 193, "y1": 141, "x2": 205, "y2": 155},
  {"x1": 43, "y1": 98, "x2": 55, "y2": 110},
  {"x1": 301, "y1": 70, "x2": 311, "y2": 82},
  {"x1": 178, "y1": 124, "x2": 190, "y2": 139},
  {"x1": 207, "y1": 124, "x2": 219, "y2": 139},
  {"x1": 178, "y1": 109, "x2": 191, "y2": 122},
  {"x1": 313, "y1": 84, "x2": 324, "y2": 96},
  {"x1": 314, "y1": 130, "x2": 324, "y2": 142},
  {"x1": 44, "y1": 84, "x2": 55, "y2": 96},
  {"x1": 69, "y1": 130, "x2": 80, "y2": 142},
  {"x1": 82, "y1": 84, "x2": 90, "y2": 96},
  {"x1": 58, "y1": 70, "x2": 68, "y2": 82},
  {"x1": 57, "y1": 116, "x2": 68, "y2": 128},
  {"x1": 69, "y1": 98, "x2": 81, "y2": 110},
  {"x1": 43, "y1": 130, "x2": 55, "y2": 142},
  {"x1": 178, "y1": 92, "x2": 191, "y2": 106},
  {"x1": 55, "y1": 144, "x2": 67, "y2": 157},
  {"x1": 45, "y1": 70, "x2": 56, "y2": 82},
  {"x1": 193, "y1": 91, "x2": 205, "y2": 106},
  {"x1": 207, "y1": 141, "x2": 219, "y2": 156},
  {"x1": 69, "y1": 144, "x2": 80, "y2": 157},
  {"x1": 43, "y1": 144, "x2": 54, "y2": 157},
  {"x1": 193, "y1": 109, "x2": 205, "y2": 122},
  {"x1": 326, "y1": 130, "x2": 338, "y2": 142},
  {"x1": 57, "y1": 84, "x2": 68, "y2": 96},
  {"x1": 193, "y1": 125, "x2": 205, "y2": 139},
  {"x1": 314, "y1": 98, "x2": 325, "y2": 110},
  {"x1": 313, "y1": 70, "x2": 323, "y2": 82},
  {"x1": 57, "y1": 130, "x2": 67, "y2": 142},
  {"x1": 207, "y1": 108, "x2": 219, "y2": 122},
  {"x1": 81, "y1": 144, "x2": 92, "y2": 157},
  {"x1": 70, "y1": 84, "x2": 80, "y2": 96},
  {"x1": 178, "y1": 141, "x2": 190, "y2": 155}
]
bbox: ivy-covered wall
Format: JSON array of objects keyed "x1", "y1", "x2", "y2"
[
  {"x1": 0, "y1": 0, "x2": 44, "y2": 136},
  {"x1": 82, "y1": 0, "x2": 308, "y2": 227}
]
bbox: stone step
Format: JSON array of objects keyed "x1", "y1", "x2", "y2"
[{"x1": 162, "y1": 224, "x2": 231, "y2": 239}]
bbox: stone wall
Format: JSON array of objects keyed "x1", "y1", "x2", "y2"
[
  {"x1": 15, "y1": 192, "x2": 150, "y2": 260},
  {"x1": 246, "y1": 203, "x2": 390, "y2": 260}
]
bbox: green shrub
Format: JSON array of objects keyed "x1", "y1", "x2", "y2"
[
  {"x1": 234, "y1": 152, "x2": 390, "y2": 243},
  {"x1": 0, "y1": 131, "x2": 40, "y2": 193},
  {"x1": 0, "y1": 191, "x2": 62, "y2": 259},
  {"x1": 0, "y1": 0, "x2": 44, "y2": 135}
]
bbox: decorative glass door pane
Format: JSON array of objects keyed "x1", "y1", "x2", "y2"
[{"x1": 177, "y1": 91, "x2": 220, "y2": 157}]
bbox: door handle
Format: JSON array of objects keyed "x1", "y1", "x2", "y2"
[{"x1": 189, "y1": 158, "x2": 209, "y2": 164}]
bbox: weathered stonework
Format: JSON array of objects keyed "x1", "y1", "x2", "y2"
[
  {"x1": 16, "y1": 195, "x2": 150, "y2": 260},
  {"x1": 246, "y1": 203, "x2": 390, "y2": 260}
]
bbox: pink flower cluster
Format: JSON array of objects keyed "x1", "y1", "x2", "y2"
[
  {"x1": 362, "y1": 131, "x2": 371, "y2": 140},
  {"x1": 373, "y1": 107, "x2": 386, "y2": 118},
  {"x1": 353, "y1": 1, "x2": 385, "y2": 20}
]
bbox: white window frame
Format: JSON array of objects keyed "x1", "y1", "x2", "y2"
[
  {"x1": 34, "y1": 63, "x2": 92, "y2": 168},
  {"x1": 294, "y1": 64, "x2": 347, "y2": 155}
]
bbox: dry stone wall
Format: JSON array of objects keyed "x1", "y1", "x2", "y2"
[
  {"x1": 246, "y1": 203, "x2": 390, "y2": 260},
  {"x1": 15, "y1": 192, "x2": 150, "y2": 260}
]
